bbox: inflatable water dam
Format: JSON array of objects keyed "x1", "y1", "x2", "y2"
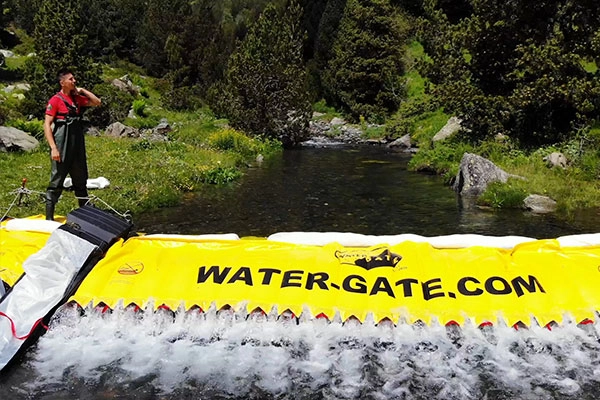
[{"x1": 1, "y1": 207, "x2": 600, "y2": 372}]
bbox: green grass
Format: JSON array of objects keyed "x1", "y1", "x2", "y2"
[
  {"x1": 1, "y1": 128, "x2": 279, "y2": 219},
  {"x1": 410, "y1": 138, "x2": 600, "y2": 213}
]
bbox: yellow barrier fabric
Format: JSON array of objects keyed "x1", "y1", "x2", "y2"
[
  {"x1": 0, "y1": 225, "x2": 51, "y2": 286},
  {"x1": 68, "y1": 235, "x2": 600, "y2": 327}
]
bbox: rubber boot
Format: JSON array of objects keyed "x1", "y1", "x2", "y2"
[
  {"x1": 45, "y1": 200, "x2": 55, "y2": 221},
  {"x1": 45, "y1": 190, "x2": 60, "y2": 221}
]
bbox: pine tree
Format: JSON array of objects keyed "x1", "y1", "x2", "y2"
[
  {"x1": 221, "y1": 0, "x2": 311, "y2": 148},
  {"x1": 322, "y1": 0, "x2": 409, "y2": 122},
  {"x1": 22, "y1": 0, "x2": 100, "y2": 117}
]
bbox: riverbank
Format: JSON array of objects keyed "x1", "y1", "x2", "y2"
[
  {"x1": 1, "y1": 55, "x2": 599, "y2": 220},
  {"x1": 0, "y1": 115, "x2": 279, "y2": 219}
]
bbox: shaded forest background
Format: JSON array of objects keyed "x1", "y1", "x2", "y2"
[{"x1": 0, "y1": 0, "x2": 599, "y2": 149}]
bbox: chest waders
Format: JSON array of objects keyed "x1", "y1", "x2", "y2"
[{"x1": 45, "y1": 94, "x2": 89, "y2": 221}]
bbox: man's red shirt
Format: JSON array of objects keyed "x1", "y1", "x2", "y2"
[{"x1": 45, "y1": 92, "x2": 90, "y2": 120}]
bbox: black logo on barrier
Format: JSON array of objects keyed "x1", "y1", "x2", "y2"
[{"x1": 335, "y1": 246, "x2": 402, "y2": 270}]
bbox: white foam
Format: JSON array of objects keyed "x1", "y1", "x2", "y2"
[{"x1": 24, "y1": 304, "x2": 600, "y2": 399}]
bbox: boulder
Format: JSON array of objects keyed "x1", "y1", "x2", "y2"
[
  {"x1": 330, "y1": 117, "x2": 346, "y2": 126},
  {"x1": 104, "y1": 122, "x2": 139, "y2": 138},
  {"x1": 433, "y1": 116, "x2": 462, "y2": 142},
  {"x1": 387, "y1": 134, "x2": 412, "y2": 150},
  {"x1": 543, "y1": 152, "x2": 567, "y2": 169},
  {"x1": 111, "y1": 74, "x2": 140, "y2": 95},
  {"x1": 154, "y1": 118, "x2": 172, "y2": 135},
  {"x1": 523, "y1": 194, "x2": 557, "y2": 214},
  {"x1": 452, "y1": 152, "x2": 512, "y2": 197},
  {"x1": 0, "y1": 126, "x2": 39, "y2": 152}
]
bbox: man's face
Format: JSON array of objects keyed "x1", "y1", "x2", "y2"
[{"x1": 60, "y1": 73, "x2": 77, "y2": 92}]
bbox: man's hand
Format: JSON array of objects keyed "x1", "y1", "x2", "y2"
[
  {"x1": 76, "y1": 87, "x2": 101, "y2": 106},
  {"x1": 50, "y1": 146, "x2": 61, "y2": 162}
]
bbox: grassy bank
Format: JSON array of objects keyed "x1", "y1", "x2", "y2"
[
  {"x1": 1, "y1": 59, "x2": 280, "y2": 219},
  {"x1": 407, "y1": 135, "x2": 600, "y2": 214},
  {"x1": 1, "y1": 113, "x2": 279, "y2": 219}
]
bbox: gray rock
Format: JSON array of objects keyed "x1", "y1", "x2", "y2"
[
  {"x1": 523, "y1": 194, "x2": 557, "y2": 214},
  {"x1": 104, "y1": 122, "x2": 139, "y2": 138},
  {"x1": 543, "y1": 152, "x2": 567, "y2": 169},
  {"x1": 433, "y1": 116, "x2": 462, "y2": 142},
  {"x1": 154, "y1": 118, "x2": 171, "y2": 135},
  {"x1": 452, "y1": 152, "x2": 512, "y2": 197},
  {"x1": 111, "y1": 75, "x2": 140, "y2": 95},
  {"x1": 387, "y1": 134, "x2": 412, "y2": 149},
  {"x1": 0, "y1": 126, "x2": 39, "y2": 152},
  {"x1": 85, "y1": 126, "x2": 102, "y2": 136},
  {"x1": 330, "y1": 117, "x2": 346, "y2": 126}
]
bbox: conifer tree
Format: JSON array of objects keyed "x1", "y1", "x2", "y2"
[
  {"x1": 221, "y1": 0, "x2": 311, "y2": 148},
  {"x1": 322, "y1": 0, "x2": 409, "y2": 122},
  {"x1": 22, "y1": 0, "x2": 100, "y2": 117}
]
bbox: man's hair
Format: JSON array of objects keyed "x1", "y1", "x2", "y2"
[{"x1": 57, "y1": 68, "x2": 73, "y2": 84}]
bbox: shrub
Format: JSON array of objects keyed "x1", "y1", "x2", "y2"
[
  {"x1": 161, "y1": 86, "x2": 202, "y2": 111},
  {"x1": 208, "y1": 128, "x2": 256, "y2": 157},
  {"x1": 479, "y1": 180, "x2": 528, "y2": 209},
  {"x1": 6, "y1": 118, "x2": 44, "y2": 140},
  {"x1": 85, "y1": 82, "x2": 134, "y2": 128},
  {"x1": 194, "y1": 165, "x2": 241, "y2": 185},
  {"x1": 132, "y1": 99, "x2": 147, "y2": 117}
]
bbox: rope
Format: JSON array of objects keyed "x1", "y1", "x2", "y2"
[
  {"x1": 1, "y1": 185, "x2": 45, "y2": 221},
  {"x1": 76, "y1": 195, "x2": 132, "y2": 222},
  {"x1": 1, "y1": 179, "x2": 131, "y2": 223},
  {"x1": 0, "y1": 311, "x2": 49, "y2": 340}
]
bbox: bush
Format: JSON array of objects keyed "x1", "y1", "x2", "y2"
[
  {"x1": 161, "y1": 86, "x2": 202, "y2": 111},
  {"x1": 132, "y1": 99, "x2": 147, "y2": 117},
  {"x1": 479, "y1": 180, "x2": 528, "y2": 209},
  {"x1": 208, "y1": 128, "x2": 257, "y2": 157},
  {"x1": 193, "y1": 165, "x2": 241, "y2": 185},
  {"x1": 85, "y1": 83, "x2": 134, "y2": 128},
  {"x1": 6, "y1": 118, "x2": 44, "y2": 140}
]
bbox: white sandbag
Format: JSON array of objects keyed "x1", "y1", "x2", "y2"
[{"x1": 63, "y1": 176, "x2": 110, "y2": 189}]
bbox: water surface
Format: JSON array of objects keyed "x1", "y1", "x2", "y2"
[{"x1": 136, "y1": 146, "x2": 600, "y2": 238}]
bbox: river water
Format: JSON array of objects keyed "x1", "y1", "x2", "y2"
[
  {"x1": 135, "y1": 145, "x2": 600, "y2": 238},
  {"x1": 1, "y1": 145, "x2": 599, "y2": 399}
]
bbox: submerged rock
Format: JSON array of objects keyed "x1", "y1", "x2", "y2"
[{"x1": 523, "y1": 194, "x2": 557, "y2": 214}]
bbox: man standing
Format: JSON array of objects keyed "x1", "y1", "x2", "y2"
[{"x1": 43, "y1": 69, "x2": 101, "y2": 221}]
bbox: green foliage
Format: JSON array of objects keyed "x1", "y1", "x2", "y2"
[
  {"x1": 407, "y1": 141, "x2": 474, "y2": 182},
  {"x1": 195, "y1": 166, "x2": 241, "y2": 185},
  {"x1": 219, "y1": 0, "x2": 312, "y2": 148},
  {"x1": 312, "y1": 99, "x2": 337, "y2": 114},
  {"x1": 85, "y1": 83, "x2": 134, "y2": 128},
  {"x1": 22, "y1": 0, "x2": 101, "y2": 118},
  {"x1": 161, "y1": 86, "x2": 203, "y2": 111},
  {"x1": 6, "y1": 118, "x2": 44, "y2": 140},
  {"x1": 208, "y1": 128, "x2": 256, "y2": 157},
  {"x1": 125, "y1": 115, "x2": 161, "y2": 130},
  {"x1": 129, "y1": 138, "x2": 154, "y2": 151},
  {"x1": 82, "y1": 0, "x2": 143, "y2": 61},
  {"x1": 422, "y1": 0, "x2": 600, "y2": 146},
  {"x1": 132, "y1": 99, "x2": 147, "y2": 117},
  {"x1": 322, "y1": 0, "x2": 410, "y2": 123},
  {"x1": 479, "y1": 180, "x2": 528, "y2": 209}
]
